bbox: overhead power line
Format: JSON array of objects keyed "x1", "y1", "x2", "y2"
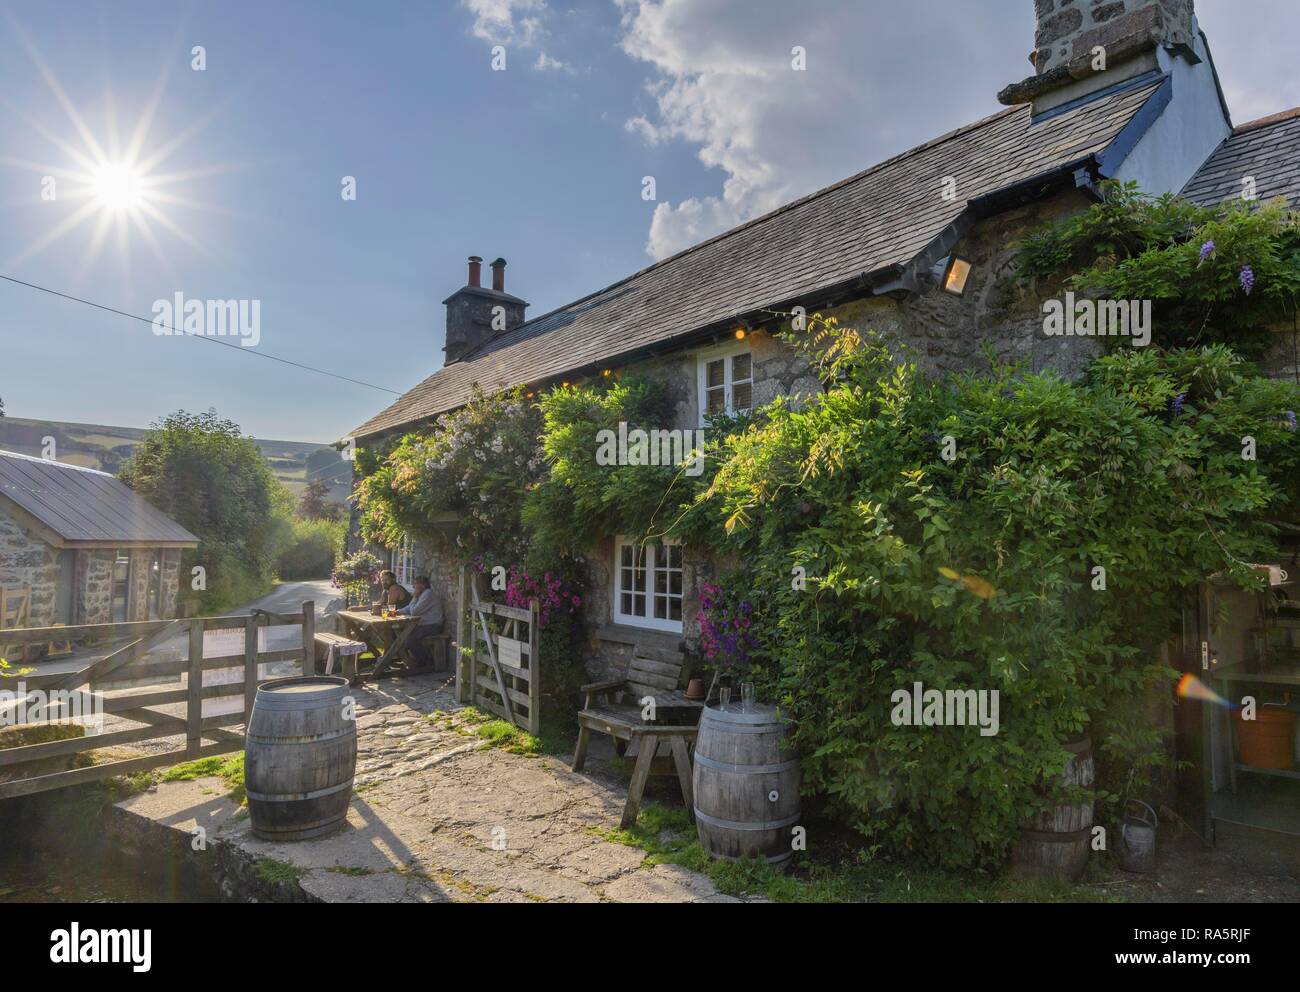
[{"x1": 0, "y1": 273, "x2": 402, "y2": 395}]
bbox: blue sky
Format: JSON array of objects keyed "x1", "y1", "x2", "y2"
[{"x1": 1, "y1": 0, "x2": 1294, "y2": 443}]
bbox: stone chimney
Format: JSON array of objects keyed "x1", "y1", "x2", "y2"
[
  {"x1": 999, "y1": 0, "x2": 1197, "y2": 111},
  {"x1": 442, "y1": 255, "x2": 528, "y2": 365}
]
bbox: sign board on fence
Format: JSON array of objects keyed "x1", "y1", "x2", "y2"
[
  {"x1": 497, "y1": 636, "x2": 522, "y2": 669},
  {"x1": 203, "y1": 626, "x2": 269, "y2": 660}
]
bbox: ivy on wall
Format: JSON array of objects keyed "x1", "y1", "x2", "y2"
[
  {"x1": 680, "y1": 318, "x2": 1300, "y2": 868},
  {"x1": 1016, "y1": 180, "x2": 1300, "y2": 357},
  {"x1": 354, "y1": 387, "x2": 543, "y2": 567}
]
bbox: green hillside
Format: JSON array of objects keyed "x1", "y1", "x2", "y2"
[{"x1": 0, "y1": 416, "x2": 352, "y2": 500}]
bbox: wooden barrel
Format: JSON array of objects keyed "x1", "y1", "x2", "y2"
[
  {"x1": 1010, "y1": 737, "x2": 1094, "y2": 881},
  {"x1": 693, "y1": 703, "x2": 800, "y2": 866},
  {"x1": 245, "y1": 676, "x2": 356, "y2": 842}
]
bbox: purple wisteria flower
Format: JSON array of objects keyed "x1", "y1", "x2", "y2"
[
  {"x1": 1240, "y1": 265, "x2": 1255, "y2": 295},
  {"x1": 1170, "y1": 392, "x2": 1186, "y2": 416},
  {"x1": 1198, "y1": 240, "x2": 1215, "y2": 265},
  {"x1": 1285, "y1": 411, "x2": 1297, "y2": 431}
]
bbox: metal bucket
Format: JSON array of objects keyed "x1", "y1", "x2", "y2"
[{"x1": 1118, "y1": 799, "x2": 1157, "y2": 873}]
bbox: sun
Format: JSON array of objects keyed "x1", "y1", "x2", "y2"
[
  {"x1": 90, "y1": 161, "x2": 146, "y2": 211},
  {"x1": 2, "y1": 18, "x2": 231, "y2": 272}
]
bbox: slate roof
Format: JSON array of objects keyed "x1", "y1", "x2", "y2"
[
  {"x1": 0, "y1": 450, "x2": 199, "y2": 546},
  {"x1": 1182, "y1": 107, "x2": 1300, "y2": 207},
  {"x1": 349, "y1": 76, "x2": 1166, "y2": 441}
]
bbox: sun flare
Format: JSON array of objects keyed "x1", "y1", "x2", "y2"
[
  {"x1": 90, "y1": 161, "x2": 146, "y2": 211},
  {"x1": 3, "y1": 20, "x2": 231, "y2": 271}
]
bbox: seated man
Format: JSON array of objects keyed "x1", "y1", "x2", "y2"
[
  {"x1": 395, "y1": 575, "x2": 443, "y2": 668},
  {"x1": 380, "y1": 570, "x2": 412, "y2": 610}
]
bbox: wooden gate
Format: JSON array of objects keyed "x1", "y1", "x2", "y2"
[
  {"x1": 0, "y1": 603, "x2": 316, "y2": 800},
  {"x1": 456, "y1": 568, "x2": 540, "y2": 736}
]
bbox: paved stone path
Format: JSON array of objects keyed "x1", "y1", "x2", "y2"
[{"x1": 116, "y1": 673, "x2": 743, "y2": 903}]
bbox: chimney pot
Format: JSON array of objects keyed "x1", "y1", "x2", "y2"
[
  {"x1": 467, "y1": 255, "x2": 482, "y2": 288},
  {"x1": 490, "y1": 257, "x2": 506, "y2": 293}
]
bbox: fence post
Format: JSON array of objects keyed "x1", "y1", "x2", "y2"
[
  {"x1": 528, "y1": 598, "x2": 541, "y2": 736},
  {"x1": 456, "y1": 566, "x2": 468, "y2": 703},
  {"x1": 301, "y1": 601, "x2": 315, "y2": 678},
  {"x1": 244, "y1": 614, "x2": 258, "y2": 723},
  {"x1": 187, "y1": 620, "x2": 203, "y2": 758}
]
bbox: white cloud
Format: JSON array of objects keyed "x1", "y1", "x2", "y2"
[
  {"x1": 618, "y1": 0, "x2": 1300, "y2": 261},
  {"x1": 463, "y1": 0, "x2": 548, "y2": 47},
  {"x1": 534, "y1": 51, "x2": 572, "y2": 72},
  {"x1": 617, "y1": 0, "x2": 1036, "y2": 259}
]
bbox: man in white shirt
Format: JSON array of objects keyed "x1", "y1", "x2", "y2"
[{"x1": 395, "y1": 575, "x2": 444, "y2": 668}]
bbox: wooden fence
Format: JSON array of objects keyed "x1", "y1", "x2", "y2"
[
  {"x1": 456, "y1": 569, "x2": 540, "y2": 736},
  {"x1": 0, "y1": 602, "x2": 316, "y2": 800}
]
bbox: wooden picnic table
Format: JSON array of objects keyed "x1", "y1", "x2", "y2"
[{"x1": 336, "y1": 609, "x2": 419, "y2": 682}]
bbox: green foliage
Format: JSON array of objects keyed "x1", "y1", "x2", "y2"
[
  {"x1": 254, "y1": 857, "x2": 303, "y2": 885},
  {"x1": 161, "y1": 752, "x2": 246, "y2": 804},
  {"x1": 331, "y1": 548, "x2": 384, "y2": 606},
  {"x1": 595, "y1": 803, "x2": 1118, "y2": 902},
  {"x1": 683, "y1": 320, "x2": 1300, "y2": 869},
  {"x1": 278, "y1": 515, "x2": 346, "y2": 580},
  {"x1": 119, "y1": 409, "x2": 283, "y2": 613},
  {"x1": 298, "y1": 479, "x2": 342, "y2": 521},
  {"x1": 355, "y1": 387, "x2": 542, "y2": 565},
  {"x1": 1015, "y1": 181, "x2": 1300, "y2": 356},
  {"x1": 504, "y1": 553, "x2": 590, "y2": 719},
  {"x1": 524, "y1": 375, "x2": 704, "y2": 552}
]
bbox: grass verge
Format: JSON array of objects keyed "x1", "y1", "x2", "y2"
[{"x1": 161, "y1": 753, "x2": 246, "y2": 804}]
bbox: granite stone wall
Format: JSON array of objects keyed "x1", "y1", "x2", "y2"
[
  {"x1": 1032, "y1": 0, "x2": 1194, "y2": 75},
  {"x1": 76, "y1": 550, "x2": 116, "y2": 625},
  {"x1": 0, "y1": 508, "x2": 60, "y2": 628},
  {"x1": 1, "y1": 507, "x2": 185, "y2": 628}
]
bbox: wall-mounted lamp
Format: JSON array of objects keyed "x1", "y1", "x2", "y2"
[{"x1": 942, "y1": 255, "x2": 973, "y2": 296}]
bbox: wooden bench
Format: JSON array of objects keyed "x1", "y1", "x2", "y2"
[
  {"x1": 410, "y1": 631, "x2": 452, "y2": 672},
  {"x1": 571, "y1": 646, "x2": 703, "y2": 827},
  {"x1": 313, "y1": 632, "x2": 367, "y2": 683}
]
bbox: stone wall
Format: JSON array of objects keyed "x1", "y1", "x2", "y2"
[
  {"x1": 161, "y1": 552, "x2": 181, "y2": 619},
  {"x1": 0, "y1": 508, "x2": 60, "y2": 628},
  {"x1": 836, "y1": 192, "x2": 1105, "y2": 379},
  {"x1": 130, "y1": 550, "x2": 152, "y2": 620},
  {"x1": 1031, "y1": 0, "x2": 1194, "y2": 75},
  {"x1": 1, "y1": 507, "x2": 185, "y2": 629},
  {"x1": 124, "y1": 549, "x2": 182, "y2": 620},
  {"x1": 76, "y1": 550, "x2": 116, "y2": 625}
]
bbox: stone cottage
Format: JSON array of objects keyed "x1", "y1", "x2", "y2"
[
  {"x1": 345, "y1": 0, "x2": 1296, "y2": 681},
  {"x1": 0, "y1": 450, "x2": 197, "y2": 634}
]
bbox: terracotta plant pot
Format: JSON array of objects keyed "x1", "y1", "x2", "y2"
[
  {"x1": 1234, "y1": 706, "x2": 1297, "y2": 770},
  {"x1": 685, "y1": 678, "x2": 706, "y2": 700}
]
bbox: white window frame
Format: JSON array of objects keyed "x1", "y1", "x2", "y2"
[
  {"x1": 612, "y1": 536, "x2": 684, "y2": 633},
  {"x1": 392, "y1": 534, "x2": 415, "y2": 589},
  {"x1": 696, "y1": 341, "x2": 753, "y2": 425}
]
